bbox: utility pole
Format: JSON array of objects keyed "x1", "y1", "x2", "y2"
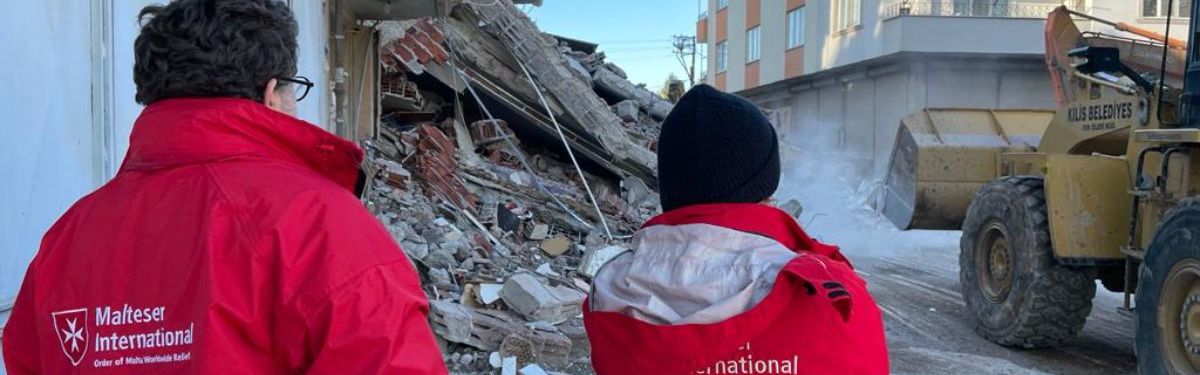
[{"x1": 671, "y1": 34, "x2": 696, "y2": 86}]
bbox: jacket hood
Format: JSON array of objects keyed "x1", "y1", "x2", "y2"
[
  {"x1": 584, "y1": 203, "x2": 855, "y2": 374},
  {"x1": 590, "y1": 219, "x2": 798, "y2": 325},
  {"x1": 120, "y1": 97, "x2": 363, "y2": 191}
]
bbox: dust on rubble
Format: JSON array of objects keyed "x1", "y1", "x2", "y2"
[{"x1": 365, "y1": 2, "x2": 676, "y2": 373}]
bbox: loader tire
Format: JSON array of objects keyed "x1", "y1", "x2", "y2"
[
  {"x1": 1136, "y1": 198, "x2": 1200, "y2": 374},
  {"x1": 960, "y1": 176, "x2": 1095, "y2": 348}
]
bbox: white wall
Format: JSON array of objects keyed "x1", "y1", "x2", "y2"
[
  {"x1": 1086, "y1": 0, "x2": 1192, "y2": 37},
  {"x1": 881, "y1": 16, "x2": 1045, "y2": 56},
  {"x1": 0, "y1": 0, "x2": 99, "y2": 321},
  {"x1": 759, "y1": 0, "x2": 787, "y2": 84},
  {"x1": 803, "y1": 0, "x2": 1189, "y2": 76},
  {"x1": 728, "y1": 1, "x2": 747, "y2": 90},
  {"x1": 0, "y1": 3, "x2": 333, "y2": 369},
  {"x1": 749, "y1": 57, "x2": 1054, "y2": 182},
  {"x1": 293, "y1": 0, "x2": 332, "y2": 128}
]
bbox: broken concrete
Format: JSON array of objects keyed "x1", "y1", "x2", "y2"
[
  {"x1": 614, "y1": 100, "x2": 638, "y2": 123},
  {"x1": 464, "y1": 0, "x2": 658, "y2": 173},
  {"x1": 500, "y1": 274, "x2": 585, "y2": 323},
  {"x1": 593, "y1": 67, "x2": 674, "y2": 120}
]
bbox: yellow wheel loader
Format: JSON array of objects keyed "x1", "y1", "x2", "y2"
[{"x1": 880, "y1": 4, "x2": 1200, "y2": 373}]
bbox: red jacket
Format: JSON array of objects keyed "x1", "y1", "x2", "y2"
[
  {"x1": 2, "y1": 98, "x2": 447, "y2": 374},
  {"x1": 584, "y1": 204, "x2": 888, "y2": 375}
]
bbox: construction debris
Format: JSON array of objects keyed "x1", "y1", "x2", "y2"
[
  {"x1": 539, "y1": 236, "x2": 571, "y2": 257},
  {"x1": 501, "y1": 273, "x2": 585, "y2": 323},
  {"x1": 579, "y1": 245, "x2": 630, "y2": 279},
  {"x1": 365, "y1": 1, "x2": 671, "y2": 373},
  {"x1": 593, "y1": 68, "x2": 673, "y2": 120}
]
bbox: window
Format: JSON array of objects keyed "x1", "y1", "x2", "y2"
[
  {"x1": 716, "y1": 41, "x2": 728, "y2": 72},
  {"x1": 1144, "y1": 0, "x2": 1192, "y2": 18},
  {"x1": 787, "y1": 7, "x2": 805, "y2": 48},
  {"x1": 746, "y1": 26, "x2": 761, "y2": 62},
  {"x1": 718, "y1": 0, "x2": 728, "y2": 9},
  {"x1": 833, "y1": 0, "x2": 861, "y2": 32}
]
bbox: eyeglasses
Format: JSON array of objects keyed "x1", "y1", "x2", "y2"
[{"x1": 277, "y1": 76, "x2": 314, "y2": 102}]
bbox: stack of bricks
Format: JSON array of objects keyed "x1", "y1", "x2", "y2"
[
  {"x1": 414, "y1": 125, "x2": 478, "y2": 211},
  {"x1": 380, "y1": 17, "x2": 450, "y2": 74},
  {"x1": 468, "y1": 119, "x2": 516, "y2": 146}
]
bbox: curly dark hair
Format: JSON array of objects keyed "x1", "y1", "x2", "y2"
[{"x1": 133, "y1": 0, "x2": 299, "y2": 104}]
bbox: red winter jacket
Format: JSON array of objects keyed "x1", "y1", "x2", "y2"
[
  {"x1": 2, "y1": 98, "x2": 447, "y2": 374},
  {"x1": 584, "y1": 203, "x2": 888, "y2": 375}
]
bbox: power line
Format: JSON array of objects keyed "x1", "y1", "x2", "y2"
[
  {"x1": 600, "y1": 45, "x2": 673, "y2": 53},
  {"x1": 611, "y1": 55, "x2": 676, "y2": 62},
  {"x1": 592, "y1": 38, "x2": 673, "y2": 45}
]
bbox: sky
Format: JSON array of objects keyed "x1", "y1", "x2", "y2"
[{"x1": 524, "y1": 0, "x2": 704, "y2": 92}]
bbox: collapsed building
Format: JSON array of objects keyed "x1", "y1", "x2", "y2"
[{"x1": 358, "y1": 1, "x2": 676, "y2": 373}]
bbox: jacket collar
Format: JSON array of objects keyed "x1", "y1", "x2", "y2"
[
  {"x1": 119, "y1": 97, "x2": 363, "y2": 192},
  {"x1": 644, "y1": 203, "x2": 849, "y2": 265}
]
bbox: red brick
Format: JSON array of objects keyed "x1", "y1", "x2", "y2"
[
  {"x1": 416, "y1": 18, "x2": 447, "y2": 43},
  {"x1": 405, "y1": 36, "x2": 433, "y2": 63},
  {"x1": 413, "y1": 125, "x2": 478, "y2": 211}
]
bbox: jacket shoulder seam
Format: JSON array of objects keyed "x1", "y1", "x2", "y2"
[{"x1": 201, "y1": 164, "x2": 266, "y2": 255}]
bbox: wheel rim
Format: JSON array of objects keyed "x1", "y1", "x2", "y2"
[
  {"x1": 976, "y1": 221, "x2": 1014, "y2": 304},
  {"x1": 1161, "y1": 259, "x2": 1200, "y2": 373}
]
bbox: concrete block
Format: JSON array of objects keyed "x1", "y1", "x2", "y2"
[
  {"x1": 614, "y1": 100, "x2": 638, "y2": 123},
  {"x1": 501, "y1": 274, "x2": 585, "y2": 323},
  {"x1": 527, "y1": 223, "x2": 551, "y2": 240}
]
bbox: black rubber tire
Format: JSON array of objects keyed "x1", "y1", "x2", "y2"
[
  {"x1": 960, "y1": 176, "x2": 1096, "y2": 348},
  {"x1": 1136, "y1": 198, "x2": 1200, "y2": 375}
]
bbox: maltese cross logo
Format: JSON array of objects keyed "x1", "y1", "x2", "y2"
[{"x1": 51, "y1": 308, "x2": 89, "y2": 366}]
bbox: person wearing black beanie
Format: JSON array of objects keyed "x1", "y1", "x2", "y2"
[
  {"x1": 583, "y1": 84, "x2": 888, "y2": 375},
  {"x1": 656, "y1": 84, "x2": 781, "y2": 212}
]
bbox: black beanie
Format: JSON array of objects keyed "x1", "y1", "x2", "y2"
[{"x1": 656, "y1": 84, "x2": 780, "y2": 212}]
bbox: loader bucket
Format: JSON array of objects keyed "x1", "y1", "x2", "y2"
[{"x1": 881, "y1": 108, "x2": 1054, "y2": 230}]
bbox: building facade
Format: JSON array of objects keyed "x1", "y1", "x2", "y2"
[{"x1": 696, "y1": 0, "x2": 1192, "y2": 181}]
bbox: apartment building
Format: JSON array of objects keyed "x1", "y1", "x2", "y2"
[{"x1": 696, "y1": 0, "x2": 1191, "y2": 180}]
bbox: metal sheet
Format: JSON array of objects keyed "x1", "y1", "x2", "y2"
[
  {"x1": 1044, "y1": 154, "x2": 1131, "y2": 260},
  {"x1": 1134, "y1": 128, "x2": 1200, "y2": 143}
]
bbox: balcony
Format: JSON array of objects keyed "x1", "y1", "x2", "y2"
[{"x1": 881, "y1": 0, "x2": 1083, "y2": 20}]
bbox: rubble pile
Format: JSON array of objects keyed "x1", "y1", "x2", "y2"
[{"x1": 364, "y1": 1, "x2": 673, "y2": 373}]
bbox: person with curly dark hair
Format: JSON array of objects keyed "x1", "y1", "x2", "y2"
[{"x1": 1, "y1": 1, "x2": 448, "y2": 373}]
